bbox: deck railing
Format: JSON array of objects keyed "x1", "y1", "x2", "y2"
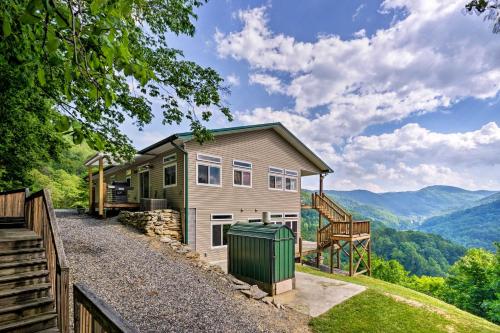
[
  {"x1": 317, "y1": 220, "x2": 371, "y2": 245},
  {"x1": 25, "y1": 189, "x2": 70, "y2": 333},
  {"x1": 0, "y1": 188, "x2": 29, "y2": 218},
  {"x1": 74, "y1": 283, "x2": 137, "y2": 333}
]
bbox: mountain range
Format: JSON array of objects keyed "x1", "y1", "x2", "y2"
[{"x1": 314, "y1": 185, "x2": 499, "y2": 250}]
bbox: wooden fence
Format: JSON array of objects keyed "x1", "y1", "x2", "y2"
[
  {"x1": 25, "y1": 189, "x2": 70, "y2": 333},
  {"x1": 74, "y1": 283, "x2": 137, "y2": 333},
  {"x1": 0, "y1": 188, "x2": 29, "y2": 218}
]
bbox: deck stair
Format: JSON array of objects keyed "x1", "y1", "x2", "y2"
[
  {"x1": 311, "y1": 193, "x2": 371, "y2": 276},
  {"x1": 0, "y1": 227, "x2": 59, "y2": 333}
]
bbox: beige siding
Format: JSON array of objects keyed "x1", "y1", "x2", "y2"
[{"x1": 185, "y1": 129, "x2": 321, "y2": 262}]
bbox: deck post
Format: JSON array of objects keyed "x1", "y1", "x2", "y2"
[
  {"x1": 318, "y1": 174, "x2": 324, "y2": 229},
  {"x1": 329, "y1": 245, "x2": 333, "y2": 274},
  {"x1": 368, "y1": 239, "x2": 372, "y2": 276},
  {"x1": 98, "y1": 157, "x2": 104, "y2": 217},
  {"x1": 88, "y1": 167, "x2": 93, "y2": 213},
  {"x1": 349, "y1": 241, "x2": 354, "y2": 276}
]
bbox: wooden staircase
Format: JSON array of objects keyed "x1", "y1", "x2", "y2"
[
  {"x1": 311, "y1": 192, "x2": 371, "y2": 276},
  {"x1": 0, "y1": 226, "x2": 59, "y2": 332}
]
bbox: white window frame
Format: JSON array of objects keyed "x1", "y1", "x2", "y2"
[
  {"x1": 197, "y1": 153, "x2": 222, "y2": 164},
  {"x1": 163, "y1": 162, "x2": 177, "y2": 188},
  {"x1": 211, "y1": 221, "x2": 233, "y2": 248},
  {"x1": 269, "y1": 166, "x2": 284, "y2": 174},
  {"x1": 196, "y1": 162, "x2": 222, "y2": 187},
  {"x1": 268, "y1": 173, "x2": 283, "y2": 191},
  {"x1": 233, "y1": 159, "x2": 252, "y2": 169},
  {"x1": 270, "y1": 213, "x2": 283, "y2": 219},
  {"x1": 284, "y1": 212, "x2": 299, "y2": 218},
  {"x1": 233, "y1": 166, "x2": 252, "y2": 188},
  {"x1": 284, "y1": 176, "x2": 298, "y2": 192},
  {"x1": 248, "y1": 218, "x2": 262, "y2": 223},
  {"x1": 285, "y1": 169, "x2": 299, "y2": 177},
  {"x1": 163, "y1": 153, "x2": 177, "y2": 164}
]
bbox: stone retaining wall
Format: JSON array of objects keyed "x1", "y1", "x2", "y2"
[{"x1": 118, "y1": 210, "x2": 182, "y2": 240}]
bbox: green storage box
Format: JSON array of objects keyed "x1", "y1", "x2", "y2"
[{"x1": 227, "y1": 222, "x2": 295, "y2": 295}]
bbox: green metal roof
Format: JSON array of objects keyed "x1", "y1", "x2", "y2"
[{"x1": 227, "y1": 222, "x2": 294, "y2": 240}]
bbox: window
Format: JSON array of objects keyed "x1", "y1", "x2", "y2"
[
  {"x1": 285, "y1": 220, "x2": 298, "y2": 243},
  {"x1": 284, "y1": 212, "x2": 299, "y2": 218},
  {"x1": 212, "y1": 223, "x2": 232, "y2": 247},
  {"x1": 197, "y1": 163, "x2": 221, "y2": 186},
  {"x1": 139, "y1": 170, "x2": 150, "y2": 198},
  {"x1": 285, "y1": 177, "x2": 298, "y2": 191},
  {"x1": 211, "y1": 213, "x2": 233, "y2": 221},
  {"x1": 234, "y1": 169, "x2": 251, "y2": 187},
  {"x1": 163, "y1": 153, "x2": 177, "y2": 164},
  {"x1": 163, "y1": 163, "x2": 177, "y2": 188},
  {"x1": 270, "y1": 213, "x2": 283, "y2": 219},
  {"x1": 125, "y1": 176, "x2": 131, "y2": 187},
  {"x1": 269, "y1": 174, "x2": 283, "y2": 190},
  {"x1": 197, "y1": 153, "x2": 221, "y2": 186},
  {"x1": 197, "y1": 153, "x2": 222, "y2": 164},
  {"x1": 248, "y1": 218, "x2": 262, "y2": 223},
  {"x1": 233, "y1": 160, "x2": 252, "y2": 169},
  {"x1": 285, "y1": 169, "x2": 299, "y2": 177},
  {"x1": 269, "y1": 166, "x2": 284, "y2": 174}
]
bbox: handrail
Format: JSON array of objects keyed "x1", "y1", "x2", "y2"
[
  {"x1": 74, "y1": 283, "x2": 137, "y2": 333},
  {"x1": 25, "y1": 189, "x2": 69, "y2": 333},
  {"x1": 321, "y1": 193, "x2": 352, "y2": 221},
  {"x1": 0, "y1": 188, "x2": 29, "y2": 218}
]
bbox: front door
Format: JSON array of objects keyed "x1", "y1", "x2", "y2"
[{"x1": 139, "y1": 171, "x2": 150, "y2": 199}]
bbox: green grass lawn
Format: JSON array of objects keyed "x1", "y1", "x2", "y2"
[{"x1": 297, "y1": 265, "x2": 500, "y2": 333}]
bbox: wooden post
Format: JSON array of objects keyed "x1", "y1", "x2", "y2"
[
  {"x1": 368, "y1": 239, "x2": 372, "y2": 276},
  {"x1": 98, "y1": 157, "x2": 104, "y2": 217},
  {"x1": 299, "y1": 238, "x2": 303, "y2": 265},
  {"x1": 318, "y1": 174, "x2": 324, "y2": 229},
  {"x1": 88, "y1": 167, "x2": 93, "y2": 213},
  {"x1": 336, "y1": 242, "x2": 340, "y2": 269},
  {"x1": 329, "y1": 245, "x2": 333, "y2": 274},
  {"x1": 349, "y1": 241, "x2": 354, "y2": 276}
]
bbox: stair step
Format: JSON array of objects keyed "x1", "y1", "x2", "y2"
[
  {"x1": 0, "y1": 248, "x2": 45, "y2": 263},
  {"x1": 0, "y1": 222, "x2": 26, "y2": 229},
  {"x1": 0, "y1": 235, "x2": 42, "y2": 250},
  {"x1": 0, "y1": 270, "x2": 49, "y2": 290},
  {"x1": 0, "y1": 283, "x2": 51, "y2": 307},
  {"x1": 0, "y1": 312, "x2": 57, "y2": 333},
  {"x1": 0, "y1": 297, "x2": 54, "y2": 322},
  {"x1": 0, "y1": 258, "x2": 47, "y2": 277}
]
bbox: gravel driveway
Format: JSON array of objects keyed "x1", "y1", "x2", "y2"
[{"x1": 58, "y1": 215, "x2": 310, "y2": 333}]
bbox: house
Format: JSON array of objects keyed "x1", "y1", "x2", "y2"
[{"x1": 84, "y1": 123, "x2": 333, "y2": 263}]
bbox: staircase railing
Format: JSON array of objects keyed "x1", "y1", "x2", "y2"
[
  {"x1": 25, "y1": 189, "x2": 69, "y2": 333},
  {"x1": 74, "y1": 283, "x2": 137, "y2": 333},
  {"x1": 0, "y1": 188, "x2": 29, "y2": 218},
  {"x1": 311, "y1": 192, "x2": 352, "y2": 222}
]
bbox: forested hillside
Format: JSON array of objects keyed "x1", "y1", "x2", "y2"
[
  {"x1": 300, "y1": 193, "x2": 466, "y2": 276},
  {"x1": 325, "y1": 186, "x2": 494, "y2": 224},
  {"x1": 419, "y1": 200, "x2": 500, "y2": 250}
]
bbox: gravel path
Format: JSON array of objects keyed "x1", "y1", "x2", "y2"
[{"x1": 58, "y1": 215, "x2": 310, "y2": 333}]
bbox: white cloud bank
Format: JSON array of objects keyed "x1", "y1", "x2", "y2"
[{"x1": 215, "y1": 1, "x2": 500, "y2": 191}]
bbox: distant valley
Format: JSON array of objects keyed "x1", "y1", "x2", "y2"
[{"x1": 303, "y1": 185, "x2": 500, "y2": 251}]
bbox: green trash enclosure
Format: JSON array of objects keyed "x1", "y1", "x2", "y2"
[{"x1": 227, "y1": 222, "x2": 295, "y2": 295}]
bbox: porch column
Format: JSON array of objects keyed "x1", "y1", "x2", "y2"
[
  {"x1": 318, "y1": 173, "x2": 324, "y2": 228},
  {"x1": 88, "y1": 167, "x2": 93, "y2": 212},
  {"x1": 98, "y1": 157, "x2": 104, "y2": 217}
]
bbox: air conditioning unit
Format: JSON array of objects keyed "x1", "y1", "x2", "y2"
[{"x1": 140, "y1": 198, "x2": 168, "y2": 211}]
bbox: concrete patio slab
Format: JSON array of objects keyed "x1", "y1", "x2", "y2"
[{"x1": 273, "y1": 271, "x2": 366, "y2": 317}]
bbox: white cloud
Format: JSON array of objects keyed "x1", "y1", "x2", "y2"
[
  {"x1": 226, "y1": 74, "x2": 240, "y2": 86},
  {"x1": 216, "y1": 2, "x2": 500, "y2": 191},
  {"x1": 215, "y1": 3, "x2": 500, "y2": 139},
  {"x1": 248, "y1": 73, "x2": 285, "y2": 93},
  {"x1": 352, "y1": 4, "x2": 366, "y2": 21}
]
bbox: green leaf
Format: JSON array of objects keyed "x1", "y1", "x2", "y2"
[
  {"x1": 72, "y1": 129, "x2": 84, "y2": 144},
  {"x1": 47, "y1": 30, "x2": 59, "y2": 52},
  {"x1": 2, "y1": 17, "x2": 11, "y2": 37},
  {"x1": 37, "y1": 68, "x2": 46, "y2": 85},
  {"x1": 55, "y1": 116, "x2": 71, "y2": 132},
  {"x1": 104, "y1": 91, "x2": 112, "y2": 108}
]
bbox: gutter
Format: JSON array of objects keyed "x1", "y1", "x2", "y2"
[{"x1": 171, "y1": 141, "x2": 189, "y2": 245}]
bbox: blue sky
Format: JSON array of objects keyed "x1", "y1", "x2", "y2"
[{"x1": 124, "y1": 0, "x2": 500, "y2": 192}]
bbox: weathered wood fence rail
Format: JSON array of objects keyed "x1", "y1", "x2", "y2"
[
  {"x1": 25, "y1": 189, "x2": 70, "y2": 333},
  {"x1": 0, "y1": 188, "x2": 29, "y2": 218},
  {"x1": 74, "y1": 283, "x2": 137, "y2": 333}
]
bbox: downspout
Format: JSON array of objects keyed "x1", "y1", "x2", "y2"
[{"x1": 172, "y1": 141, "x2": 189, "y2": 244}]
